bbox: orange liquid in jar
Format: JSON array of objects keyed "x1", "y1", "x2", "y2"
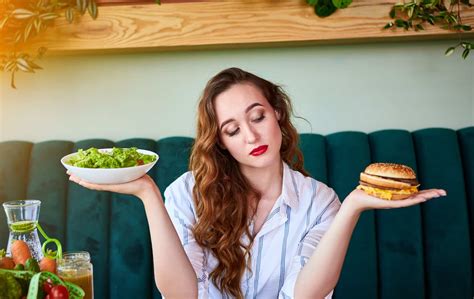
[
  {"x1": 57, "y1": 252, "x2": 94, "y2": 299},
  {"x1": 61, "y1": 273, "x2": 94, "y2": 299}
]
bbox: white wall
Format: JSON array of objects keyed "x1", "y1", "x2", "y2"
[{"x1": 1, "y1": 39, "x2": 473, "y2": 142}]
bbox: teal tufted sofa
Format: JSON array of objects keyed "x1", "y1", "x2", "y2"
[{"x1": 0, "y1": 127, "x2": 473, "y2": 299}]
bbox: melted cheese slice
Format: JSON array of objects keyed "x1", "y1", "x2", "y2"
[{"x1": 356, "y1": 185, "x2": 418, "y2": 200}]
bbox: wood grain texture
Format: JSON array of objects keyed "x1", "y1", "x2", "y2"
[{"x1": 30, "y1": 0, "x2": 474, "y2": 53}]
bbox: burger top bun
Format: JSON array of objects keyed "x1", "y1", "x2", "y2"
[{"x1": 364, "y1": 163, "x2": 416, "y2": 180}]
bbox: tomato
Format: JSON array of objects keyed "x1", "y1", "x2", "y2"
[
  {"x1": 43, "y1": 278, "x2": 54, "y2": 294},
  {"x1": 43, "y1": 281, "x2": 53, "y2": 294},
  {"x1": 49, "y1": 285, "x2": 69, "y2": 299}
]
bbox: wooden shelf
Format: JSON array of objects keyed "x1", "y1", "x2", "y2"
[{"x1": 32, "y1": 0, "x2": 474, "y2": 53}]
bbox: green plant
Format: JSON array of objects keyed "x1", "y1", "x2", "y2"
[
  {"x1": 0, "y1": 0, "x2": 99, "y2": 88},
  {"x1": 384, "y1": 0, "x2": 473, "y2": 58},
  {"x1": 306, "y1": 0, "x2": 352, "y2": 17}
]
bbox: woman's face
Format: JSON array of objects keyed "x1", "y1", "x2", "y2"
[{"x1": 214, "y1": 82, "x2": 282, "y2": 171}]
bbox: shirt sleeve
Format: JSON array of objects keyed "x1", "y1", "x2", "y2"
[
  {"x1": 279, "y1": 183, "x2": 341, "y2": 299},
  {"x1": 164, "y1": 176, "x2": 209, "y2": 298}
]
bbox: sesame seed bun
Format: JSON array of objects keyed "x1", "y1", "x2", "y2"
[{"x1": 364, "y1": 163, "x2": 416, "y2": 180}]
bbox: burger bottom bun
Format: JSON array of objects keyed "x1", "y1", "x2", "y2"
[
  {"x1": 390, "y1": 193, "x2": 412, "y2": 200},
  {"x1": 360, "y1": 172, "x2": 413, "y2": 189}
]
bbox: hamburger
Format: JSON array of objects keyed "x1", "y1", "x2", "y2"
[{"x1": 356, "y1": 163, "x2": 420, "y2": 200}]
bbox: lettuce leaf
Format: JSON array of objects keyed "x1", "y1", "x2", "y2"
[{"x1": 67, "y1": 147, "x2": 156, "y2": 168}]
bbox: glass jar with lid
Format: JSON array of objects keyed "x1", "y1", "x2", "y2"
[{"x1": 57, "y1": 251, "x2": 94, "y2": 299}]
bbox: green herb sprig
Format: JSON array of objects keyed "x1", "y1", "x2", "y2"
[{"x1": 384, "y1": 0, "x2": 473, "y2": 58}]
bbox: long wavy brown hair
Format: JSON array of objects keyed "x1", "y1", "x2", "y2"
[{"x1": 189, "y1": 68, "x2": 308, "y2": 298}]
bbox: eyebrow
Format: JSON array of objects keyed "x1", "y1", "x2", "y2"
[{"x1": 219, "y1": 103, "x2": 263, "y2": 131}]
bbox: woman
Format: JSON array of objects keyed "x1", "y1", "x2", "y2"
[{"x1": 69, "y1": 68, "x2": 446, "y2": 299}]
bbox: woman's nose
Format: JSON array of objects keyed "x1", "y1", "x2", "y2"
[{"x1": 244, "y1": 125, "x2": 258, "y2": 144}]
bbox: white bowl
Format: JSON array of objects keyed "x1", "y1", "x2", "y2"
[{"x1": 61, "y1": 148, "x2": 159, "y2": 184}]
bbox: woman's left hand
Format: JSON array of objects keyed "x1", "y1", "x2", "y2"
[{"x1": 344, "y1": 188, "x2": 447, "y2": 214}]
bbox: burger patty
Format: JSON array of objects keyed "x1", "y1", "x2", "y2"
[
  {"x1": 359, "y1": 181, "x2": 398, "y2": 190},
  {"x1": 362, "y1": 172, "x2": 419, "y2": 185}
]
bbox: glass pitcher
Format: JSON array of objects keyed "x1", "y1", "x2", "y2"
[{"x1": 3, "y1": 200, "x2": 43, "y2": 261}]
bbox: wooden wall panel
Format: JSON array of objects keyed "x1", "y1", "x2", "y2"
[{"x1": 31, "y1": 0, "x2": 474, "y2": 53}]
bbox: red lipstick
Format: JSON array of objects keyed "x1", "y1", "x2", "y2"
[{"x1": 250, "y1": 145, "x2": 268, "y2": 156}]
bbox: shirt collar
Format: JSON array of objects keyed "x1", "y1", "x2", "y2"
[{"x1": 280, "y1": 162, "x2": 299, "y2": 210}]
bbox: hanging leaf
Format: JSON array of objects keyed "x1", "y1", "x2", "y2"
[
  {"x1": 389, "y1": 8, "x2": 396, "y2": 18},
  {"x1": 34, "y1": 18, "x2": 41, "y2": 33},
  {"x1": 307, "y1": 0, "x2": 319, "y2": 6},
  {"x1": 65, "y1": 8, "x2": 74, "y2": 23},
  {"x1": 395, "y1": 19, "x2": 408, "y2": 28},
  {"x1": 16, "y1": 61, "x2": 29, "y2": 72},
  {"x1": 27, "y1": 60, "x2": 43, "y2": 70},
  {"x1": 415, "y1": 23, "x2": 424, "y2": 30},
  {"x1": 77, "y1": 0, "x2": 87, "y2": 14},
  {"x1": 12, "y1": 8, "x2": 35, "y2": 19},
  {"x1": 88, "y1": 1, "x2": 98, "y2": 19},
  {"x1": 39, "y1": 12, "x2": 59, "y2": 21},
  {"x1": 14, "y1": 31, "x2": 23, "y2": 43},
  {"x1": 0, "y1": 17, "x2": 9, "y2": 30},
  {"x1": 315, "y1": 0, "x2": 337, "y2": 17},
  {"x1": 4, "y1": 61, "x2": 16, "y2": 72},
  {"x1": 462, "y1": 48, "x2": 470, "y2": 59},
  {"x1": 332, "y1": 0, "x2": 352, "y2": 9},
  {"x1": 445, "y1": 46, "x2": 455, "y2": 56},
  {"x1": 16, "y1": 58, "x2": 34, "y2": 73},
  {"x1": 23, "y1": 22, "x2": 33, "y2": 42},
  {"x1": 37, "y1": 47, "x2": 47, "y2": 59},
  {"x1": 83, "y1": 0, "x2": 90, "y2": 15},
  {"x1": 383, "y1": 22, "x2": 394, "y2": 29}
]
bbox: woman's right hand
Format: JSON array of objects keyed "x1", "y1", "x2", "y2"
[{"x1": 67, "y1": 172, "x2": 159, "y2": 200}]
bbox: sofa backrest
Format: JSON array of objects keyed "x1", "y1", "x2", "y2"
[{"x1": 0, "y1": 127, "x2": 473, "y2": 299}]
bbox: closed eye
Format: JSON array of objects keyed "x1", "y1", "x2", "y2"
[
  {"x1": 227, "y1": 128, "x2": 240, "y2": 137},
  {"x1": 225, "y1": 114, "x2": 264, "y2": 137},
  {"x1": 252, "y1": 114, "x2": 265, "y2": 123}
]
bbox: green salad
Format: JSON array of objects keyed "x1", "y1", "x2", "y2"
[{"x1": 66, "y1": 147, "x2": 157, "y2": 168}]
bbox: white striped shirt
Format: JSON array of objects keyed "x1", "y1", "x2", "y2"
[{"x1": 164, "y1": 162, "x2": 341, "y2": 299}]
